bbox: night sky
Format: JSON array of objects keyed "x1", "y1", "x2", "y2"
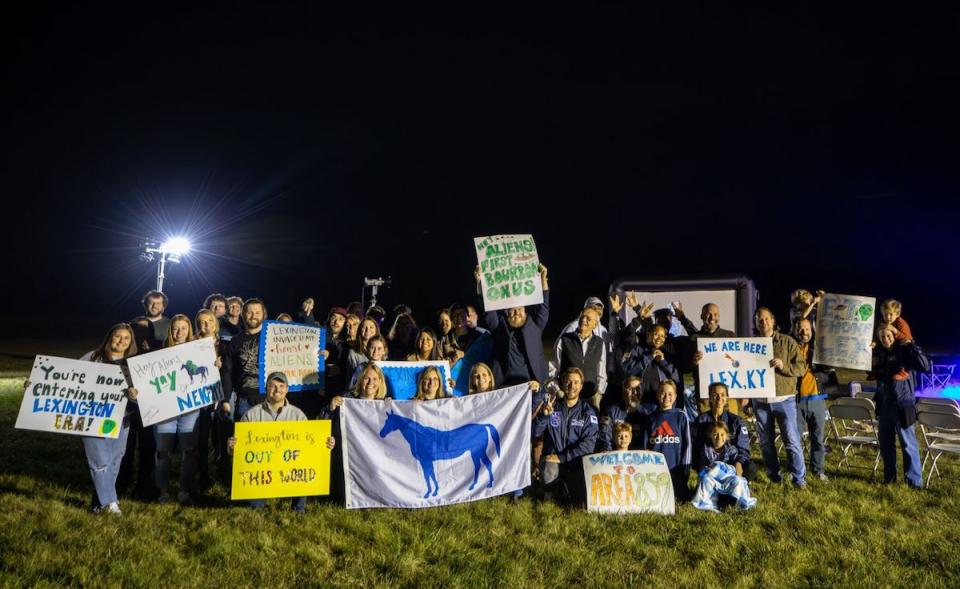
[{"x1": 3, "y1": 5, "x2": 959, "y2": 350}]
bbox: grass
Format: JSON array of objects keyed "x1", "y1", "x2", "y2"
[{"x1": 2, "y1": 368, "x2": 960, "y2": 588}]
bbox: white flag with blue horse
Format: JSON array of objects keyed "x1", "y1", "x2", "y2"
[{"x1": 341, "y1": 384, "x2": 531, "y2": 509}]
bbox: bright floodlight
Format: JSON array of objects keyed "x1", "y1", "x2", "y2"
[
  {"x1": 162, "y1": 237, "x2": 191, "y2": 256},
  {"x1": 141, "y1": 235, "x2": 192, "y2": 292}
]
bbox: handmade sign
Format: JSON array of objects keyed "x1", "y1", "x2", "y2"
[
  {"x1": 342, "y1": 384, "x2": 531, "y2": 509},
  {"x1": 16, "y1": 355, "x2": 129, "y2": 438},
  {"x1": 231, "y1": 420, "x2": 332, "y2": 500},
  {"x1": 126, "y1": 337, "x2": 221, "y2": 426},
  {"x1": 583, "y1": 451, "x2": 675, "y2": 515},
  {"x1": 696, "y1": 337, "x2": 774, "y2": 398},
  {"x1": 258, "y1": 321, "x2": 325, "y2": 393},
  {"x1": 474, "y1": 234, "x2": 543, "y2": 312},
  {"x1": 814, "y1": 293, "x2": 876, "y2": 371},
  {"x1": 375, "y1": 360, "x2": 454, "y2": 400}
]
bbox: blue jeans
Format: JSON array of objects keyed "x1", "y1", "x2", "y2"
[
  {"x1": 797, "y1": 398, "x2": 827, "y2": 476},
  {"x1": 250, "y1": 497, "x2": 306, "y2": 512},
  {"x1": 235, "y1": 396, "x2": 257, "y2": 422},
  {"x1": 877, "y1": 401, "x2": 923, "y2": 487},
  {"x1": 154, "y1": 410, "x2": 200, "y2": 494},
  {"x1": 754, "y1": 397, "x2": 807, "y2": 486},
  {"x1": 83, "y1": 420, "x2": 131, "y2": 508}
]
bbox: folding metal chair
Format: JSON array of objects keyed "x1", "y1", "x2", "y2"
[
  {"x1": 918, "y1": 410, "x2": 960, "y2": 487},
  {"x1": 917, "y1": 401, "x2": 960, "y2": 481},
  {"x1": 828, "y1": 397, "x2": 881, "y2": 478},
  {"x1": 917, "y1": 397, "x2": 960, "y2": 408}
]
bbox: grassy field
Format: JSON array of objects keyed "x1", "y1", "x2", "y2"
[{"x1": 2, "y1": 362, "x2": 960, "y2": 588}]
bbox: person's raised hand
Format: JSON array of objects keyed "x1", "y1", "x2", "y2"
[
  {"x1": 626, "y1": 291, "x2": 639, "y2": 309},
  {"x1": 126, "y1": 387, "x2": 138, "y2": 400},
  {"x1": 329, "y1": 396, "x2": 344, "y2": 412},
  {"x1": 302, "y1": 298, "x2": 315, "y2": 315},
  {"x1": 326, "y1": 436, "x2": 336, "y2": 450},
  {"x1": 542, "y1": 396, "x2": 555, "y2": 416},
  {"x1": 609, "y1": 293, "x2": 623, "y2": 314},
  {"x1": 640, "y1": 301, "x2": 655, "y2": 320}
]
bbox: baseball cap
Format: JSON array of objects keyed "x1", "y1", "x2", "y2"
[
  {"x1": 266, "y1": 372, "x2": 289, "y2": 385},
  {"x1": 584, "y1": 296, "x2": 604, "y2": 310}
]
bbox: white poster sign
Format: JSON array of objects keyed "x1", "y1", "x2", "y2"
[
  {"x1": 126, "y1": 337, "x2": 221, "y2": 426},
  {"x1": 258, "y1": 320, "x2": 325, "y2": 392},
  {"x1": 696, "y1": 337, "x2": 775, "y2": 398},
  {"x1": 474, "y1": 234, "x2": 543, "y2": 312},
  {"x1": 16, "y1": 355, "x2": 129, "y2": 438},
  {"x1": 814, "y1": 293, "x2": 876, "y2": 371},
  {"x1": 583, "y1": 451, "x2": 675, "y2": 515}
]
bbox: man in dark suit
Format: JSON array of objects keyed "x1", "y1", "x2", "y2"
[{"x1": 476, "y1": 263, "x2": 550, "y2": 387}]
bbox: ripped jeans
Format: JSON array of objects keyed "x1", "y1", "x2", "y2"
[{"x1": 82, "y1": 421, "x2": 131, "y2": 508}]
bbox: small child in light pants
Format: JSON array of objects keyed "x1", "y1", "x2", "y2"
[{"x1": 692, "y1": 422, "x2": 757, "y2": 512}]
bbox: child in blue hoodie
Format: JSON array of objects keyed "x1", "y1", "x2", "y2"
[{"x1": 643, "y1": 379, "x2": 691, "y2": 501}]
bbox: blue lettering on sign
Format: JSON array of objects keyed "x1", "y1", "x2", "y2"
[
  {"x1": 176, "y1": 383, "x2": 218, "y2": 412},
  {"x1": 703, "y1": 342, "x2": 718, "y2": 352},
  {"x1": 589, "y1": 454, "x2": 622, "y2": 466},
  {"x1": 32, "y1": 398, "x2": 115, "y2": 417},
  {"x1": 620, "y1": 452, "x2": 665, "y2": 465},
  {"x1": 721, "y1": 341, "x2": 740, "y2": 352},
  {"x1": 708, "y1": 368, "x2": 767, "y2": 389}
]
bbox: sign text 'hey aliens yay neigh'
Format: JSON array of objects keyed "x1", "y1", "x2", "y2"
[
  {"x1": 474, "y1": 234, "x2": 543, "y2": 312},
  {"x1": 126, "y1": 337, "x2": 222, "y2": 427}
]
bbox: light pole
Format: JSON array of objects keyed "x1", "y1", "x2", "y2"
[{"x1": 140, "y1": 237, "x2": 191, "y2": 292}]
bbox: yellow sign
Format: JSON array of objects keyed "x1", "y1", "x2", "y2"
[{"x1": 231, "y1": 420, "x2": 332, "y2": 500}]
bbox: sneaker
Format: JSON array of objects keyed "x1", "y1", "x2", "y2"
[
  {"x1": 106, "y1": 502, "x2": 122, "y2": 515},
  {"x1": 817, "y1": 473, "x2": 829, "y2": 482},
  {"x1": 794, "y1": 482, "x2": 808, "y2": 491},
  {"x1": 177, "y1": 491, "x2": 193, "y2": 506},
  {"x1": 158, "y1": 492, "x2": 171, "y2": 504}
]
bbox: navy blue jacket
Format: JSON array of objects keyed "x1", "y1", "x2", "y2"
[
  {"x1": 599, "y1": 402, "x2": 655, "y2": 452},
  {"x1": 697, "y1": 442, "x2": 740, "y2": 474},
  {"x1": 619, "y1": 346, "x2": 681, "y2": 407},
  {"x1": 692, "y1": 411, "x2": 751, "y2": 471},
  {"x1": 483, "y1": 290, "x2": 550, "y2": 385},
  {"x1": 532, "y1": 398, "x2": 599, "y2": 464}
]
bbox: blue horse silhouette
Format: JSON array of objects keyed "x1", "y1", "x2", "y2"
[
  {"x1": 180, "y1": 362, "x2": 208, "y2": 385},
  {"x1": 379, "y1": 411, "x2": 501, "y2": 498}
]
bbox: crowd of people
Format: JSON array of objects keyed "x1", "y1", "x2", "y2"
[{"x1": 49, "y1": 266, "x2": 932, "y2": 515}]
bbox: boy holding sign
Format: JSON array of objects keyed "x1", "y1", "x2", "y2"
[{"x1": 227, "y1": 372, "x2": 335, "y2": 513}]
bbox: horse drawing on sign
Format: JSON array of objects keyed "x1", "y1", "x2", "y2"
[
  {"x1": 379, "y1": 411, "x2": 501, "y2": 498},
  {"x1": 181, "y1": 361, "x2": 209, "y2": 385}
]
